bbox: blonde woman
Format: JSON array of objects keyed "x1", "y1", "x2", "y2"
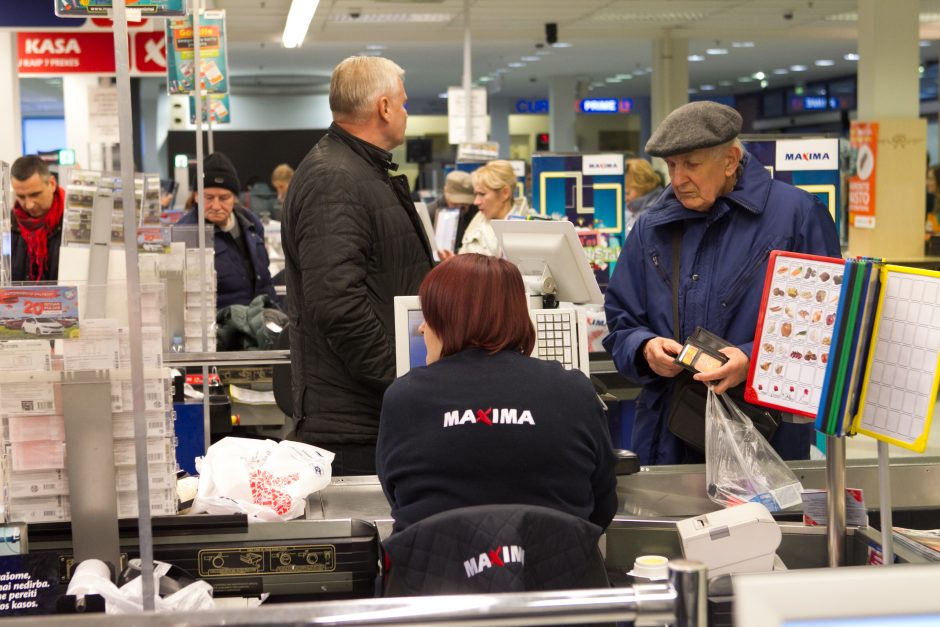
[
  {"x1": 455, "y1": 160, "x2": 528, "y2": 257},
  {"x1": 624, "y1": 158, "x2": 663, "y2": 236}
]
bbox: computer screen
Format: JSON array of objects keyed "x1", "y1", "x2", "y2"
[
  {"x1": 394, "y1": 295, "x2": 428, "y2": 377},
  {"x1": 492, "y1": 219, "x2": 603, "y2": 305},
  {"x1": 734, "y1": 564, "x2": 940, "y2": 627}
]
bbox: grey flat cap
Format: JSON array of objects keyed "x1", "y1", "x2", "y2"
[{"x1": 645, "y1": 101, "x2": 743, "y2": 157}]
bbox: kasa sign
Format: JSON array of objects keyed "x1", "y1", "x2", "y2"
[{"x1": 17, "y1": 32, "x2": 166, "y2": 75}]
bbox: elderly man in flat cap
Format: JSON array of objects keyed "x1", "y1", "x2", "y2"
[{"x1": 603, "y1": 101, "x2": 840, "y2": 466}]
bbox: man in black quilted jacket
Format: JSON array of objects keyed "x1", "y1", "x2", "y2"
[{"x1": 281, "y1": 56, "x2": 434, "y2": 475}]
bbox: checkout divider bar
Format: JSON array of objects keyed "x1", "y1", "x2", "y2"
[{"x1": 0, "y1": 581, "x2": 703, "y2": 626}]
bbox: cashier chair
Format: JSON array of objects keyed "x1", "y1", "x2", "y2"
[{"x1": 380, "y1": 504, "x2": 609, "y2": 596}]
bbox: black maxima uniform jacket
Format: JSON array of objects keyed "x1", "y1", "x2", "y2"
[
  {"x1": 282, "y1": 123, "x2": 434, "y2": 446},
  {"x1": 377, "y1": 349, "x2": 619, "y2": 534}
]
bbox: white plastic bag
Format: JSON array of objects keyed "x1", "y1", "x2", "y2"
[
  {"x1": 190, "y1": 437, "x2": 334, "y2": 521},
  {"x1": 67, "y1": 559, "x2": 214, "y2": 614},
  {"x1": 705, "y1": 389, "x2": 803, "y2": 512}
]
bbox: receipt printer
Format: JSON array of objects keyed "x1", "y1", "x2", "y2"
[{"x1": 676, "y1": 502, "x2": 782, "y2": 577}]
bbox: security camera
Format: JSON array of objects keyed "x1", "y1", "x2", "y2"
[
  {"x1": 349, "y1": 8, "x2": 362, "y2": 19},
  {"x1": 783, "y1": 10, "x2": 793, "y2": 20}
]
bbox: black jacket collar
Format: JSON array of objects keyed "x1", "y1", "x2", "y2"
[{"x1": 328, "y1": 122, "x2": 400, "y2": 174}]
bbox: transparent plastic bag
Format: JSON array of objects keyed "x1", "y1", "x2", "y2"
[{"x1": 705, "y1": 388, "x2": 803, "y2": 512}]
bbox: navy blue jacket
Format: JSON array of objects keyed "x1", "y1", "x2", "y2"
[
  {"x1": 603, "y1": 152, "x2": 841, "y2": 465},
  {"x1": 377, "y1": 349, "x2": 618, "y2": 533},
  {"x1": 178, "y1": 205, "x2": 277, "y2": 309}
]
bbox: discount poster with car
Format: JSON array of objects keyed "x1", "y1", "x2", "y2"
[
  {"x1": 0, "y1": 287, "x2": 80, "y2": 339},
  {"x1": 56, "y1": 0, "x2": 186, "y2": 17},
  {"x1": 848, "y1": 121, "x2": 878, "y2": 229},
  {"x1": 166, "y1": 9, "x2": 228, "y2": 95}
]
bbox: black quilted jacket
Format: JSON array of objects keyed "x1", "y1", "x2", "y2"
[
  {"x1": 382, "y1": 504, "x2": 609, "y2": 595},
  {"x1": 281, "y1": 123, "x2": 433, "y2": 445}
]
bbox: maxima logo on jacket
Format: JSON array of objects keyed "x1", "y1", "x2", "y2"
[
  {"x1": 443, "y1": 407, "x2": 536, "y2": 428},
  {"x1": 463, "y1": 545, "x2": 526, "y2": 578}
]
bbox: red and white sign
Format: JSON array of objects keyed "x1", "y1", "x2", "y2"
[
  {"x1": 133, "y1": 31, "x2": 167, "y2": 72},
  {"x1": 17, "y1": 31, "x2": 167, "y2": 76}
]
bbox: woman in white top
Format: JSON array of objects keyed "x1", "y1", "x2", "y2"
[{"x1": 453, "y1": 160, "x2": 527, "y2": 258}]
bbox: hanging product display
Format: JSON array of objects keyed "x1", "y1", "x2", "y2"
[
  {"x1": 166, "y1": 10, "x2": 229, "y2": 95},
  {"x1": 188, "y1": 93, "x2": 231, "y2": 124},
  {"x1": 55, "y1": 0, "x2": 186, "y2": 17}
]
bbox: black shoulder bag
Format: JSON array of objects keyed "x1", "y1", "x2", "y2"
[{"x1": 665, "y1": 224, "x2": 781, "y2": 453}]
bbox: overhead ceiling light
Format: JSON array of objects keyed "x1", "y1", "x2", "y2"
[
  {"x1": 478, "y1": 76, "x2": 492, "y2": 82},
  {"x1": 844, "y1": 52, "x2": 859, "y2": 61},
  {"x1": 752, "y1": 71, "x2": 765, "y2": 80},
  {"x1": 508, "y1": 62, "x2": 526, "y2": 68},
  {"x1": 706, "y1": 47, "x2": 728, "y2": 55},
  {"x1": 552, "y1": 42, "x2": 573, "y2": 48},
  {"x1": 790, "y1": 64, "x2": 807, "y2": 71},
  {"x1": 920, "y1": 65, "x2": 926, "y2": 74},
  {"x1": 732, "y1": 41, "x2": 755, "y2": 48},
  {"x1": 605, "y1": 77, "x2": 622, "y2": 83},
  {"x1": 615, "y1": 73, "x2": 632, "y2": 79},
  {"x1": 687, "y1": 54, "x2": 705, "y2": 62},
  {"x1": 738, "y1": 76, "x2": 753, "y2": 83},
  {"x1": 521, "y1": 56, "x2": 540, "y2": 62},
  {"x1": 700, "y1": 84, "x2": 715, "y2": 91},
  {"x1": 365, "y1": 44, "x2": 386, "y2": 51},
  {"x1": 282, "y1": 0, "x2": 321, "y2": 48},
  {"x1": 591, "y1": 81, "x2": 605, "y2": 88},
  {"x1": 688, "y1": 88, "x2": 699, "y2": 94},
  {"x1": 772, "y1": 68, "x2": 789, "y2": 75},
  {"x1": 719, "y1": 80, "x2": 733, "y2": 87},
  {"x1": 760, "y1": 79, "x2": 769, "y2": 88},
  {"x1": 815, "y1": 59, "x2": 835, "y2": 66},
  {"x1": 535, "y1": 50, "x2": 551, "y2": 56},
  {"x1": 438, "y1": 92, "x2": 448, "y2": 99}
]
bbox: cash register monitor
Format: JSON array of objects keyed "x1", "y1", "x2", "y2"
[
  {"x1": 491, "y1": 219, "x2": 603, "y2": 305},
  {"x1": 734, "y1": 564, "x2": 940, "y2": 627},
  {"x1": 394, "y1": 295, "x2": 428, "y2": 377}
]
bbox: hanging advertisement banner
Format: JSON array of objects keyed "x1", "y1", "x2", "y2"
[
  {"x1": 55, "y1": 0, "x2": 186, "y2": 18},
  {"x1": 848, "y1": 121, "x2": 878, "y2": 229},
  {"x1": 188, "y1": 93, "x2": 231, "y2": 124},
  {"x1": 166, "y1": 10, "x2": 229, "y2": 95},
  {"x1": 16, "y1": 31, "x2": 168, "y2": 76}
]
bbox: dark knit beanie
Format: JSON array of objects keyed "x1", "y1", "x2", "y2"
[{"x1": 203, "y1": 152, "x2": 240, "y2": 195}]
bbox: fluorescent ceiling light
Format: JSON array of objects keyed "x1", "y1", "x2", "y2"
[
  {"x1": 760, "y1": 79, "x2": 768, "y2": 88},
  {"x1": 478, "y1": 76, "x2": 492, "y2": 82},
  {"x1": 737, "y1": 76, "x2": 753, "y2": 83},
  {"x1": 438, "y1": 92, "x2": 448, "y2": 99},
  {"x1": 688, "y1": 88, "x2": 698, "y2": 94},
  {"x1": 772, "y1": 68, "x2": 789, "y2": 75},
  {"x1": 521, "y1": 56, "x2": 541, "y2": 62},
  {"x1": 535, "y1": 50, "x2": 551, "y2": 56},
  {"x1": 508, "y1": 62, "x2": 526, "y2": 68},
  {"x1": 552, "y1": 42, "x2": 573, "y2": 48},
  {"x1": 752, "y1": 71, "x2": 765, "y2": 80},
  {"x1": 700, "y1": 84, "x2": 715, "y2": 91},
  {"x1": 844, "y1": 52, "x2": 859, "y2": 61},
  {"x1": 732, "y1": 41, "x2": 754, "y2": 48},
  {"x1": 719, "y1": 80, "x2": 732, "y2": 86},
  {"x1": 688, "y1": 54, "x2": 705, "y2": 62},
  {"x1": 706, "y1": 47, "x2": 728, "y2": 55},
  {"x1": 615, "y1": 73, "x2": 632, "y2": 79},
  {"x1": 815, "y1": 59, "x2": 835, "y2": 66},
  {"x1": 605, "y1": 77, "x2": 621, "y2": 83},
  {"x1": 282, "y1": 0, "x2": 320, "y2": 49},
  {"x1": 790, "y1": 64, "x2": 807, "y2": 71},
  {"x1": 366, "y1": 44, "x2": 386, "y2": 50}
]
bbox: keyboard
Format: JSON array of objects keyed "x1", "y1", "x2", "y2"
[{"x1": 529, "y1": 308, "x2": 590, "y2": 376}]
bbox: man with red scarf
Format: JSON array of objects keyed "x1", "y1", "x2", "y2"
[{"x1": 10, "y1": 156, "x2": 65, "y2": 282}]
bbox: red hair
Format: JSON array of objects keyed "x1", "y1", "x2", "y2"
[{"x1": 419, "y1": 254, "x2": 535, "y2": 358}]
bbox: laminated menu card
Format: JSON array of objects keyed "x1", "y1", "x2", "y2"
[{"x1": 744, "y1": 251, "x2": 846, "y2": 417}]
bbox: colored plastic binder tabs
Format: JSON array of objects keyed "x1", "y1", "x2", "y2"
[
  {"x1": 843, "y1": 259, "x2": 884, "y2": 433},
  {"x1": 832, "y1": 260, "x2": 874, "y2": 435},
  {"x1": 817, "y1": 259, "x2": 859, "y2": 436}
]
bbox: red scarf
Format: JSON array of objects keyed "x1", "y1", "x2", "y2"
[{"x1": 13, "y1": 186, "x2": 64, "y2": 281}]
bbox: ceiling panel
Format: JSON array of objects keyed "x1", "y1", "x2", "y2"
[{"x1": 209, "y1": 0, "x2": 940, "y2": 99}]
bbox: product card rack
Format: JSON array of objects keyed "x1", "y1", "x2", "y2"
[{"x1": 746, "y1": 252, "x2": 940, "y2": 566}]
